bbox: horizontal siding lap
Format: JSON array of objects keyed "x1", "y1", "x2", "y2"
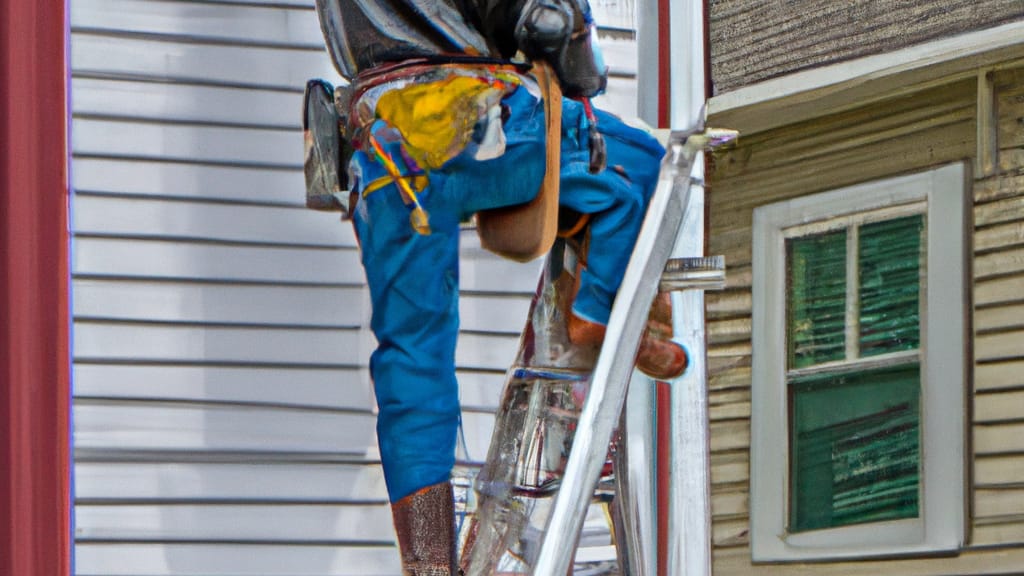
[
  {"x1": 71, "y1": 0, "x2": 323, "y2": 49},
  {"x1": 974, "y1": 221, "x2": 1024, "y2": 253},
  {"x1": 976, "y1": 454, "x2": 1024, "y2": 486},
  {"x1": 73, "y1": 364, "x2": 371, "y2": 410},
  {"x1": 975, "y1": 389, "x2": 1024, "y2": 423},
  {"x1": 711, "y1": 490, "x2": 748, "y2": 519},
  {"x1": 73, "y1": 118, "x2": 302, "y2": 167},
  {"x1": 707, "y1": 317, "x2": 751, "y2": 345},
  {"x1": 459, "y1": 294, "x2": 531, "y2": 334},
  {"x1": 975, "y1": 487, "x2": 1024, "y2": 519},
  {"x1": 976, "y1": 329, "x2": 1024, "y2": 362},
  {"x1": 975, "y1": 273, "x2": 1024, "y2": 307},
  {"x1": 711, "y1": 452, "x2": 749, "y2": 487},
  {"x1": 457, "y1": 371, "x2": 510, "y2": 412},
  {"x1": 974, "y1": 195, "x2": 1024, "y2": 228},
  {"x1": 74, "y1": 543, "x2": 401, "y2": 576},
  {"x1": 711, "y1": 517, "x2": 749, "y2": 548},
  {"x1": 74, "y1": 461, "x2": 386, "y2": 502},
  {"x1": 73, "y1": 237, "x2": 363, "y2": 284},
  {"x1": 975, "y1": 301, "x2": 1024, "y2": 334},
  {"x1": 976, "y1": 358, "x2": 1024, "y2": 392},
  {"x1": 74, "y1": 195, "x2": 351, "y2": 247},
  {"x1": 71, "y1": 33, "x2": 338, "y2": 89},
  {"x1": 72, "y1": 77, "x2": 302, "y2": 128},
  {"x1": 74, "y1": 278, "x2": 525, "y2": 334},
  {"x1": 975, "y1": 421, "x2": 1024, "y2": 455},
  {"x1": 710, "y1": 400, "x2": 751, "y2": 422},
  {"x1": 73, "y1": 402, "x2": 377, "y2": 453},
  {"x1": 73, "y1": 158, "x2": 308, "y2": 206},
  {"x1": 73, "y1": 407, "x2": 495, "y2": 472},
  {"x1": 75, "y1": 503, "x2": 396, "y2": 542},
  {"x1": 708, "y1": 365, "x2": 752, "y2": 392},
  {"x1": 73, "y1": 322, "x2": 362, "y2": 365},
  {"x1": 973, "y1": 517, "x2": 1024, "y2": 547},
  {"x1": 459, "y1": 239, "x2": 544, "y2": 293},
  {"x1": 974, "y1": 246, "x2": 1024, "y2": 280},
  {"x1": 73, "y1": 279, "x2": 364, "y2": 326},
  {"x1": 455, "y1": 332, "x2": 521, "y2": 372},
  {"x1": 975, "y1": 172, "x2": 1024, "y2": 204},
  {"x1": 997, "y1": 80, "x2": 1024, "y2": 150},
  {"x1": 706, "y1": 290, "x2": 752, "y2": 320}
]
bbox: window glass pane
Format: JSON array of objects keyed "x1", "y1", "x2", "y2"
[
  {"x1": 787, "y1": 230, "x2": 847, "y2": 369},
  {"x1": 859, "y1": 215, "x2": 925, "y2": 357},
  {"x1": 789, "y1": 364, "x2": 920, "y2": 533}
]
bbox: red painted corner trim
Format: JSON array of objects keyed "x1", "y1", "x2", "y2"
[
  {"x1": 656, "y1": 381, "x2": 671, "y2": 576},
  {"x1": 656, "y1": 0, "x2": 671, "y2": 128},
  {"x1": 0, "y1": 0, "x2": 72, "y2": 575}
]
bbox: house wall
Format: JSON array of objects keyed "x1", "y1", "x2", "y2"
[
  {"x1": 69, "y1": 0, "x2": 640, "y2": 573},
  {"x1": 69, "y1": 1, "x2": 402, "y2": 573},
  {"x1": 704, "y1": 63, "x2": 1024, "y2": 574},
  {"x1": 708, "y1": 0, "x2": 1024, "y2": 93}
]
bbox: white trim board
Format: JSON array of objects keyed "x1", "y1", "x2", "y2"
[{"x1": 707, "y1": 19, "x2": 1024, "y2": 135}]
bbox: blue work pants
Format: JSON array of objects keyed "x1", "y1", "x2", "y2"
[{"x1": 351, "y1": 85, "x2": 664, "y2": 502}]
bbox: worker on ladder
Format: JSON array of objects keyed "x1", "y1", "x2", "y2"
[{"x1": 303, "y1": 0, "x2": 688, "y2": 572}]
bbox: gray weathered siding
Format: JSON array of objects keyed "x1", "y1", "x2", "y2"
[{"x1": 709, "y1": 0, "x2": 1024, "y2": 94}]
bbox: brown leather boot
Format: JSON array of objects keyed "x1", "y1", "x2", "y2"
[
  {"x1": 567, "y1": 293, "x2": 688, "y2": 381},
  {"x1": 390, "y1": 481, "x2": 457, "y2": 576}
]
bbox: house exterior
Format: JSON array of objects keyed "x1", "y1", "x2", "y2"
[
  {"x1": 704, "y1": 2, "x2": 1024, "y2": 574},
  {"x1": 65, "y1": 0, "x2": 638, "y2": 573},
  {"x1": 11, "y1": 0, "x2": 1023, "y2": 573}
]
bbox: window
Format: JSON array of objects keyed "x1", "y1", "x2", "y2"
[{"x1": 750, "y1": 164, "x2": 968, "y2": 561}]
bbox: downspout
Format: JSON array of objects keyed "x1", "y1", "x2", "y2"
[
  {"x1": 640, "y1": 0, "x2": 714, "y2": 574},
  {"x1": 531, "y1": 1, "x2": 714, "y2": 573}
]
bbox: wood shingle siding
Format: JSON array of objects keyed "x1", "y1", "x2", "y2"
[{"x1": 708, "y1": 0, "x2": 1024, "y2": 93}]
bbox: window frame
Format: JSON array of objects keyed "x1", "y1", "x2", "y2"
[{"x1": 750, "y1": 163, "x2": 969, "y2": 562}]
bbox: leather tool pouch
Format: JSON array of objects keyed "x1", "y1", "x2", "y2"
[
  {"x1": 303, "y1": 79, "x2": 355, "y2": 214},
  {"x1": 476, "y1": 62, "x2": 562, "y2": 263}
]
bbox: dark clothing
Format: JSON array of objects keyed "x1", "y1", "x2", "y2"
[{"x1": 315, "y1": 0, "x2": 605, "y2": 97}]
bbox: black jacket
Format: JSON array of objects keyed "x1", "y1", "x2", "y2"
[{"x1": 314, "y1": 0, "x2": 606, "y2": 97}]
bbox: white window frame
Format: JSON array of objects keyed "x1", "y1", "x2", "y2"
[{"x1": 750, "y1": 163, "x2": 969, "y2": 562}]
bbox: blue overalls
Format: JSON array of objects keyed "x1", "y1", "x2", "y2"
[{"x1": 351, "y1": 85, "x2": 665, "y2": 502}]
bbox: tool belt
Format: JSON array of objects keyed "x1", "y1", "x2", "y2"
[{"x1": 302, "y1": 58, "x2": 563, "y2": 261}]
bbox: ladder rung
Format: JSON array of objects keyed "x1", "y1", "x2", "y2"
[{"x1": 660, "y1": 255, "x2": 726, "y2": 291}]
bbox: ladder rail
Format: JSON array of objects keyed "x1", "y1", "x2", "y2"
[{"x1": 531, "y1": 132, "x2": 700, "y2": 576}]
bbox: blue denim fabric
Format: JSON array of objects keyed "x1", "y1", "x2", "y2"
[
  {"x1": 352, "y1": 85, "x2": 664, "y2": 502},
  {"x1": 558, "y1": 98, "x2": 665, "y2": 324},
  {"x1": 352, "y1": 86, "x2": 546, "y2": 502}
]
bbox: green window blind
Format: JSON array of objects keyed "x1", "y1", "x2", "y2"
[
  {"x1": 787, "y1": 230, "x2": 847, "y2": 369},
  {"x1": 859, "y1": 215, "x2": 925, "y2": 357},
  {"x1": 789, "y1": 365, "x2": 921, "y2": 532},
  {"x1": 785, "y1": 212, "x2": 924, "y2": 533}
]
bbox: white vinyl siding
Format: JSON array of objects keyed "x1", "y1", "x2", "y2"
[{"x1": 70, "y1": 0, "x2": 639, "y2": 574}]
